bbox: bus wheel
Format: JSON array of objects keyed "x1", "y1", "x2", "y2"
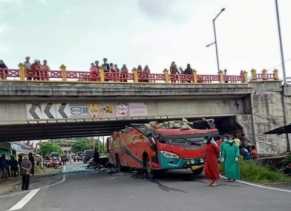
[
  {"x1": 143, "y1": 154, "x2": 153, "y2": 179},
  {"x1": 115, "y1": 154, "x2": 121, "y2": 172}
]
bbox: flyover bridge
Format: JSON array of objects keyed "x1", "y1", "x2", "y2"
[
  {"x1": 0, "y1": 80, "x2": 253, "y2": 141},
  {"x1": 0, "y1": 67, "x2": 288, "y2": 155}
]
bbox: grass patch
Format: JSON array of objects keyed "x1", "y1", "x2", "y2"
[{"x1": 239, "y1": 160, "x2": 291, "y2": 184}]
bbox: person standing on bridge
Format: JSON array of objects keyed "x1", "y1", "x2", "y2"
[
  {"x1": 120, "y1": 64, "x2": 128, "y2": 82},
  {"x1": 184, "y1": 64, "x2": 193, "y2": 83},
  {"x1": 24, "y1": 56, "x2": 32, "y2": 80},
  {"x1": 41, "y1": 60, "x2": 50, "y2": 81},
  {"x1": 204, "y1": 137, "x2": 220, "y2": 186},
  {"x1": 102, "y1": 58, "x2": 110, "y2": 81},
  {"x1": 170, "y1": 61, "x2": 179, "y2": 83},
  {"x1": 21, "y1": 155, "x2": 32, "y2": 190},
  {"x1": 0, "y1": 60, "x2": 8, "y2": 80},
  {"x1": 90, "y1": 62, "x2": 98, "y2": 81}
]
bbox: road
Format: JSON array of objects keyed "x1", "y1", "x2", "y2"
[{"x1": 1, "y1": 164, "x2": 291, "y2": 211}]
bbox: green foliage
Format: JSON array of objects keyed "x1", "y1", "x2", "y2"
[
  {"x1": 239, "y1": 160, "x2": 291, "y2": 184},
  {"x1": 39, "y1": 143, "x2": 62, "y2": 157},
  {"x1": 71, "y1": 140, "x2": 92, "y2": 153}
]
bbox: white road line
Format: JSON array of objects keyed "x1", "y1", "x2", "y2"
[
  {"x1": 220, "y1": 175, "x2": 291, "y2": 193},
  {"x1": 8, "y1": 188, "x2": 40, "y2": 211},
  {"x1": 237, "y1": 180, "x2": 291, "y2": 193}
]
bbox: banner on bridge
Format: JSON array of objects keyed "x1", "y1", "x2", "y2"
[{"x1": 26, "y1": 103, "x2": 148, "y2": 120}]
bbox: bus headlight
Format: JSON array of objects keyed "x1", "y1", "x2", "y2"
[{"x1": 160, "y1": 151, "x2": 179, "y2": 159}]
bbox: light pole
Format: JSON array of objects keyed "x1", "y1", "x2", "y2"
[
  {"x1": 206, "y1": 8, "x2": 226, "y2": 73},
  {"x1": 274, "y1": 0, "x2": 290, "y2": 152}
]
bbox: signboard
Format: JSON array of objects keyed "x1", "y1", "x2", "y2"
[{"x1": 26, "y1": 102, "x2": 148, "y2": 120}]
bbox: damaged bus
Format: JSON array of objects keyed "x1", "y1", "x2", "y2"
[{"x1": 108, "y1": 119, "x2": 219, "y2": 176}]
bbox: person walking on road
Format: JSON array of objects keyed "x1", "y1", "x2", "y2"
[
  {"x1": 21, "y1": 156, "x2": 32, "y2": 190},
  {"x1": 221, "y1": 138, "x2": 240, "y2": 182},
  {"x1": 204, "y1": 137, "x2": 220, "y2": 186}
]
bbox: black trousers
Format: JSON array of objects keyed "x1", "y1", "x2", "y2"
[{"x1": 22, "y1": 174, "x2": 30, "y2": 190}]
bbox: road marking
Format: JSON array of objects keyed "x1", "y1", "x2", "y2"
[
  {"x1": 8, "y1": 188, "x2": 40, "y2": 211},
  {"x1": 237, "y1": 180, "x2": 291, "y2": 193},
  {"x1": 221, "y1": 175, "x2": 291, "y2": 193}
]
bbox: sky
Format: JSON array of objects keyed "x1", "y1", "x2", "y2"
[{"x1": 0, "y1": 0, "x2": 290, "y2": 76}]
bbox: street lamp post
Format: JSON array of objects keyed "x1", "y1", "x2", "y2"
[
  {"x1": 207, "y1": 8, "x2": 226, "y2": 73},
  {"x1": 274, "y1": 0, "x2": 290, "y2": 152}
]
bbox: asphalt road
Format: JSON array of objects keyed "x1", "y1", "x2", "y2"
[{"x1": 1, "y1": 168, "x2": 291, "y2": 211}]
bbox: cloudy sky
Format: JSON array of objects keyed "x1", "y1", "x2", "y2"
[{"x1": 0, "y1": 0, "x2": 290, "y2": 76}]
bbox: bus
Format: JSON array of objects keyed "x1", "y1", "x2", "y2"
[{"x1": 108, "y1": 120, "x2": 218, "y2": 176}]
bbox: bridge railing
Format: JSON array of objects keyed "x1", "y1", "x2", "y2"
[{"x1": 0, "y1": 66, "x2": 280, "y2": 84}]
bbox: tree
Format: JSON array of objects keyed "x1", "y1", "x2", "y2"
[
  {"x1": 71, "y1": 140, "x2": 91, "y2": 153},
  {"x1": 39, "y1": 143, "x2": 62, "y2": 157}
]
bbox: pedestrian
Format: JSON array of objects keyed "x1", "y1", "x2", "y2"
[
  {"x1": 234, "y1": 135, "x2": 241, "y2": 147},
  {"x1": 239, "y1": 145, "x2": 251, "y2": 160},
  {"x1": 120, "y1": 64, "x2": 128, "y2": 82},
  {"x1": 24, "y1": 56, "x2": 32, "y2": 80},
  {"x1": 94, "y1": 60, "x2": 100, "y2": 69},
  {"x1": 184, "y1": 64, "x2": 193, "y2": 83},
  {"x1": 0, "y1": 154, "x2": 8, "y2": 179},
  {"x1": 221, "y1": 138, "x2": 240, "y2": 182},
  {"x1": 204, "y1": 137, "x2": 220, "y2": 186},
  {"x1": 28, "y1": 152, "x2": 35, "y2": 176},
  {"x1": 0, "y1": 59, "x2": 8, "y2": 80},
  {"x1": 10, "y1": 156, "x2": 19, "y2": 177},
  {"x1": 89, "y1": 62, "x2": 98, "y2": 81},
  {"x1": 31, "y1": 60, "x2": 41, "y2": 80},
  {"x1": 170, "y1": 61, "x2": 179, "y2": 83},
  {"x1": 250, "y1": 145, "x2": 258, "y2": 160},
  {"x1": 143, "y1": 65, "x2": 151, "y2": 82},
  {"x1": 0, "y1": 155, "x2": 5, "y2": 179},
  {"x1": 102, "y1": 58, "x2": 110, "y2": 81},
  {"x1": 21, "y1": 156, "x2": 32, "y2": 190},
  {"x1": 41, "y1": 60, "x2": 50, "y2": 81},
  {"x1": 137, "y1": 65, "x2": 143, "y2": 82}
]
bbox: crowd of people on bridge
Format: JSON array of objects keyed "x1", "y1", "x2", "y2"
[
  {"x1": 0, "y1": 153, "x2": 35, "y2": 190},
  {"x1": 0, "y1": 57, "x2": 200, "y2": 82}
]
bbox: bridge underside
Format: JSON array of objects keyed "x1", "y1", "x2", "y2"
[{"x1": 0, "y1": 116, "x2": 241, "y2": 142}]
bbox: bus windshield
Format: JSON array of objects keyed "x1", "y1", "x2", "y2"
[{"x1": 160, "y1": 136, "x2": 206, "y2": 146}]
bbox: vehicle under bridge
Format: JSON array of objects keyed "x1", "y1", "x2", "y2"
[{"x1": 0, "y1": 115, "x2": 245, "y2": 142}]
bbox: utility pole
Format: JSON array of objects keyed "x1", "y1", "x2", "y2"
[
  {"x1": 274, "y1": 0, "x2": 290, "y2": 152},
  {"x1": 206, "y1": 8, "x2": 226, "y2": 73}
]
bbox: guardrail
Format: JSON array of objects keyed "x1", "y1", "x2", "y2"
[{"x1": 0, "y1": 67, "x2": 280, "y2": 84}]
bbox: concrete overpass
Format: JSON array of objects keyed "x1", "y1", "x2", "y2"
[{"x1": 0, "y1": 79, "x2": 290, "y2": 155}]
